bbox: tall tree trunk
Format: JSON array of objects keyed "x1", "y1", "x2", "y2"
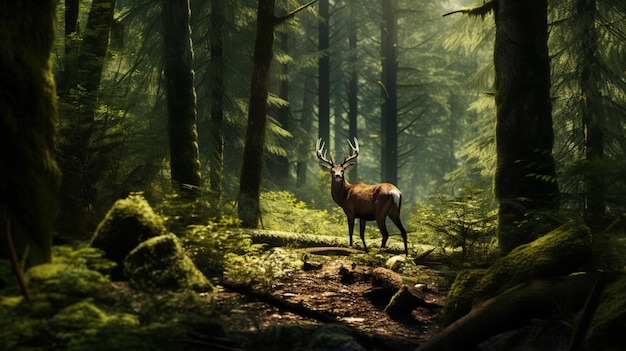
[
  {"x1": 59, "y1": 0, "x2": 80, "y2": 95},
  {"x1": 494, "y1": 0, "x2": 559, "y2": 253},
  {"x1": 347, "y1": 0, "x2": 359, "y2": 182},
  {"x1": 238, "y1": 0, "x2": 316, "y2": 227},
  {"x1": 380, "y1": 0, "x2": 398, "y2": 185},
  {"x1": 318, "y1": 0, "x2": 330, "y2": 143},
  {"x1": 163, "y1": 0, "x2": 202, "y2": 198},
  {"x1": 209, "y1": 0, "x2": 225, "y2": 205},
  {"x1": 57, "y1": 0, "x2": 117, "y2": 236},
  {"x1": 238, "y1": 0, "x2": 276, "y2": 227},
  {"x1": 0, "y1": 0, "x2": 61, "y2": 267},
  {"x1": 578, "y1": 0, "x2": 605, "y2": 230}
]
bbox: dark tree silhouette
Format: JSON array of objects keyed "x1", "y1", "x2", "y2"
[
  {"x1": 0, "y1": 0, "x2": 61, "y2": 267},
  {"x1": 163, "y1": 0, "x2": 202, "y2": 197},
  {"x1": 238, "y1": 0, "x2": 317, "y2": 227},
  {"x1": 208, "y1": 0, "x2": 225, "y2": 203},
  {"x1": 493, "y1": 0, "x2": 559, "y2": 253}
]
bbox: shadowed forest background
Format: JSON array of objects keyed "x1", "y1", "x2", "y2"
[{"x1": 2, "y1": 0, "x2": 626, "y2": 350}]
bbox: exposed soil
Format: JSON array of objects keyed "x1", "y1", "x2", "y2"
[{"x1": 217, "y1": 257, "x2": 447, "y2": 349}]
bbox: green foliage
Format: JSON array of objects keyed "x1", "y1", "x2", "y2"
[
  {"x1": 410, "y1": 186, "x2": 496, "y2": 262},
  {"x1": 260, "y1": 191, "x2": 346, "y2": 236},
  {"x1": 224, "y1": 247, "x2": 302, "y2": 288},
  {"x1": 0, "y1": 246, "x2": 225, "y2": 351},
  {"x1": 157, "y1": 192, "x2": 226, "y2": 235},
  {"x1": 181, "y1": 222, "x2": 255, "y2": 279}
]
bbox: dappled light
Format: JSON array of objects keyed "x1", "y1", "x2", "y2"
[{"x1": 2, "y1": 0, "x2": 626, "y2": 350}]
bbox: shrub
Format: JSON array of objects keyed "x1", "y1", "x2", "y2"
[{"x1": 410, "y1": 186, "x2": 497, "y2": 262}]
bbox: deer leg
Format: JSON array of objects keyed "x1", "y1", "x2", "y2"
[
  {"x1": 391, "y1": 216, "x2": 409, "y2": 255},
  {"x1": 359, "y1": 218, "x2": 368, "y2": 252},
  {"x1": 376, "y1": 217, "x2": 390, "y2": 248},
  {"x1": 347, "y1": 216, "x2": 355, "y2": 247}
]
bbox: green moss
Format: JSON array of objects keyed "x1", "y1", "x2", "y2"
[
  {"x1": 441, "y1": 223, "x2": 592, "y2": 326},
  {"x1": 25, "y1": 263, "x2": 110, "y2": 310},
  {"x1": 124, "y1": 234, "x2": 212, "y2": 292},
  {"x1": 584, "y1": 274, "x2": 626, "y2": 350},
  {"x1": 90, "y1": 194, "x2": 166, "y2": 279}
]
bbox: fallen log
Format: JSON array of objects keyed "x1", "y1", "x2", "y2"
[{"x1": 415, "y1": 273, "x2": 599, "y2": 351}]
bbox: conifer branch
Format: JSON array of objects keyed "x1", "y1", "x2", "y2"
[
  {"x1": 275, "y1": 0, "x2": 318, "y2": 26},
  {"x1": 442, "y1": 0, "x2": 495, "y2": 18}
]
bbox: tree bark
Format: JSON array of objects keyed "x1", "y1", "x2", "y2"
[
  {"x1": 238, "y1": 0, "x2": 276, "y2": 227},
  {"x1": 493, "y1": 0, "x2": 559, "y2": 253},
  {"x1": 380, "y1": 0, "x2": 398, "y2": 185},
  {"x1": 163, "y1": 0, "x2": 202, "y2": 197},
  {"x1": 0, "y1": 0, "x2": 61, "y2": 267}
]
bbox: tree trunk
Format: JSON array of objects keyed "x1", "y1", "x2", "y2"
[
  {"x1": 238, "y1": 0, "x2": 276, "y2": 227},
  {"x1": 347, "y1": 0, "x2": 359, "y2": 182},
  {"x1": 163, "y1": 0, "x2": 202, "y2": 198},
  {"x1": 578, "y1": 0, "x2": 605, "y2": 230},
  {"x1": 493, "y1": 0, "x2": 558, "y2": 253},
  {"x1": 318, "y1": 0, "x2": 330, "y2": 143},
  {"x1": 0, "y1": 0, "x2": 61, "y2": 267},
  {"x1": 380, "y1": 0, "x2": 398, "y2": 185},
  {"x1": 57, "y1": 0, "x2": 117, "y2": 236},
  {"x1": 59, "y1": 0, "x2": 80, "y2": 95},
  {"x1": 208, "y1": 0, "x2": 225, "y2": 204}
]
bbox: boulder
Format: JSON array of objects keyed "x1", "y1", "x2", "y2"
[
  {"x1": 90, "y1": 194, "x2": 166, "y2": 279},
  {"x1": 124, "y1": 233, "x2": 212, "y2": 292}
]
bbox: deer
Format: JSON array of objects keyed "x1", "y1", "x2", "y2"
[{"x1": 316, "y1": 137, "x2": 409, "y2": 255}]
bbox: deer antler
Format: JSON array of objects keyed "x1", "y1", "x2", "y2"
[
  {"x1": 316, "y1": 138, "x2": 334, "y2": 168},
  {"x1": 341, "y1": 137, "x2": 359, "y2": 166}
]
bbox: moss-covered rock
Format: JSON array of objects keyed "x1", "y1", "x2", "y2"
[
  {"x1": 25, "y1": 263, "x2": 111, "y2": 311},
  {"x1": 441, "y1": 223, "x2": 592, "y2": 327},
  {"x1": 124, "y1": 234, "x2": 212, "y2": 292},
  {"x1": 584, "y1": 274, "x2": 626, "y2": 350},
  {"x1": 90, "y1": 194, "x2": 166, "y2": 279}
]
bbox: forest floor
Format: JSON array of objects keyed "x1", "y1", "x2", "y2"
[{"x1": 215, "y1": 256, "x2": 448, "y2": 349}]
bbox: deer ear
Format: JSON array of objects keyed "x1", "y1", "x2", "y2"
[
  {"x1": 343, "y1": 162, "x2": 356, "y2": 172},
  {"x1": 319, "y1": 163, "x2": 333, "y2": 171}
]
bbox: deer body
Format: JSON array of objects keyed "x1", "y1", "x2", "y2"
[{"x1": 317, "y1": 138, "x2": 409, "y2": 255}]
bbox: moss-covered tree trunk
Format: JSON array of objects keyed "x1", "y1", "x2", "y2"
[
  {"x1": 0, "y1": 0, "x2": 61, "y2": 267},
  {"x1": 493, "y1": 0, "x2": 559, "y2": 253},
  {"x1": 238, "y1": 0, "x2": 276, "y2": 228},
  {"x1": 163, "y1": 0, "x2": 202, "y2": 198}
]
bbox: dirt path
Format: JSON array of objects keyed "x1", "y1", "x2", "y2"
[{"x1": 217, "y1": 259, "x2": 446, "y2": 348}]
